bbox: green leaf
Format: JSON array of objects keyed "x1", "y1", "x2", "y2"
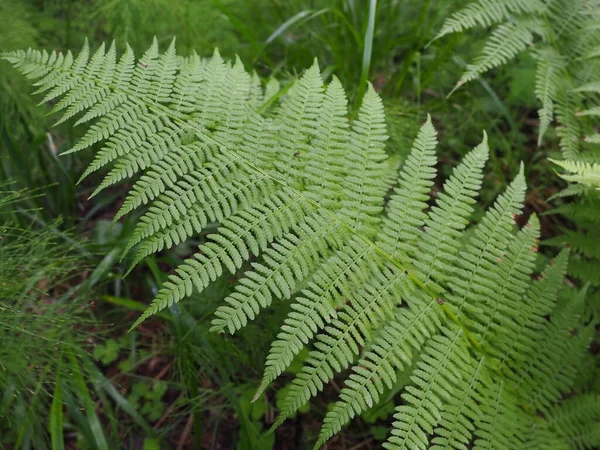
[
  {"x1": 93, "y1": 339, "x2": 120, "y2": 365},
  {"x1": 68, "y1": 354, "x2": 110, "y2": 450},
  {"x1": 143, "y1": 439, "x2": 161, "y2": 450},
  {"x1": 50, "y1": 377, "x2": 65, "y2": 450}
]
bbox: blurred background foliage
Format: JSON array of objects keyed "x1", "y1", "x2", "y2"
[{"x1": 0, "y1": 0, "x2": 589, "y2": 448}]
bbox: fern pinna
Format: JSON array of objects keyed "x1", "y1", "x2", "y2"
[{"x1": 4, "y1": 40, "x2": 599, "y2": 449}]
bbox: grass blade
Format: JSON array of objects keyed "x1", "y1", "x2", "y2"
[
  {"x1": 50, "y1": 374, "x2": 65, "y2": 450},
  {"x1": 68, "y1": 353, "x2": 110, "y2": 450},
  {"x1": 267, "y1": 10, "x2": 315, "y2": 45},
  {"x1": 358, "y1": 0, "x2": 377, "y2": 101},
  {"x1": 100, "y1": 295, "x2": 172, "y2": 321},
  {"x1": 84, "y1": 360, "x2": 159, "y2": 439},
  {"x1": 259, "y1": 7, "x2": 330, "y2": 63}
]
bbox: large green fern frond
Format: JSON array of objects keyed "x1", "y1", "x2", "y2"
[{"x1": 5, "y1": 40, "x2": 598, "y2": 450}]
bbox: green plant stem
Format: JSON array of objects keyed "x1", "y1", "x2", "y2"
[{"x1": 357, "y1": 0, "x2": 377, "y2": 103}]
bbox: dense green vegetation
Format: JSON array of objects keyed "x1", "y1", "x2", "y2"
[{"x1": 1, "y1": 1, "x2": 598, "y2": 449}]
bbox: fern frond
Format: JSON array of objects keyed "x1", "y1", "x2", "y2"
[
  {"x1": 51, "y1": 41, "x2": 116, "y2": 126},
  {"x1": 525, "y1": 423, "x2": 570, "y2": 450},
  {"x1": 436, "y1": 0, "x2": 600, "y2": 162},
  {"x1": 383, "y1": 327, "x2": 472, "y2": 450},
  {"x1": 271, "y1": 129, "x2": 489, "y2": 435},
  {"x1": 316, "y1": 300, "x2": 444, "y2": 448},
  {"x1": 555, "y1": 87, "x2": 583, "y2": 160},
  {"x1": 6, "y1": 40, "x2": 598, "y2": 450},
  {"x1": 513, "y1": 287, "x2": 589, "y2": 414},
  {"x1": 573, "y1": 80, "x2": 600, "y2": 94},
  {"x1": 498, "y1": 249, "x2": 569, "y2": 372},
  {"x1": 377, "y1": 115, "x2": 438, "y2": 262},
  {"x1": 447, "y1": 164, "x2": 527, "y2": 324},
  {"x1": 548, "y1": 194, "x2": 600, "y2": 223},
  {"x1": 114, "y1": 141, "x2": 210, "y2": 221},
  {"x1": 36, "y1": 39, "x2": 91, "y2": 104},
  {"x1": 525, "y1": 322, "x2": 594, "y2": 415},
  {"x1": 430, "y1": 355, "x2": 489, "y2": 450},
  {"x1": 568, "y1": 255, "x2": 600, "y2": 287},
  {"x1": 583, "y1": 44, "x2": 600, "y2": 60},
  {"x1": 256, "y1": 236, "x2": 374, "y2": 400},
  {"x1": 584, "y1": 133, "x2": 600, "y2": 144},
  {"x1": 382, "y1": 170, "x2": 529, "y2": 449},
  {"x1": 549, "y1": 394, "x2": 600, "y2": 449},
  {"x1": 549, "y1": 183, "x2": 593, "y2": 199},
  {"x1": 311, "y1": 118, "x2": 440, "y2": 444},
  {"x1": 475, "y1": 214, "x2": 540, "y2": 351},
  {"x1": 577, "y1": 106, "x2": 600, "y2": 117},
  {"x1": 555, "y1": 228, "x2": 600, "y2": 260},
  {"x1": 435, "y1": 0, "x2": 546, "y2": 39},
  {"x1": 551, "y1": 159, "x2": 600, "y2": 188},
  {"x1": 273, "y1": 263, "x2": 414, "y2": 429},
  {"x1": 473, "y1": 380, "x2": 527, "y2": 450},
  {"x1": 170, "y1": 52, "x2": 207, "y2": 114},
  {"x1": 252, "y1": 86, "x2": 402, "y2": 402},
  {"x1": 126, "y1": 166, "x2": 273, "y2": 268},
  {"x1": 210, "y1": 213, "x2": 345, "y2": 334},
  {"x1": 130, "y1": 190, "x2": 313, "y2": 329},
  {"x1": 414, "y1": 136, "x2": 489, "y2": 290},
  {"x1": 272, "y1": 60, "x2": 324, "y2": 182},
  {"x1": 533, "y1": 47, "x2": 566, "y2": 144},
  {"x1": 458, "y1": 21, "x2": 537, "y2": 86},
  {"x1": 340, "y1": 83, "x2": 389, "y2": 234},
  {"x1": 316, "y1": 136, "x2": 490, "y2": 447},
  {"x1": 303, "y1": 76, "x2": 350, "y2": 208}
]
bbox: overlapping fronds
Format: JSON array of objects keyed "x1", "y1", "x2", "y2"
[
  {"x1": 545, "y1": 190, "x2": 600, "y2": 300},
  {"x1": 437, "y1": 3, "x2": 600, "y2": 392},
  {"x1": 436, "y1": 0, "x2": 600, "y2": 157},
  {"x1": 5, "y1": 40, "x2": 598, "y2": 449}
]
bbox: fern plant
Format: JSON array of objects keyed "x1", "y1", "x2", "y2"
[
  {"x1": 4, "y1": 40, "x2": 599, "y2": 449},
  {"x1": 435, "y1": 0, "x2": 600, "y2": 351},
  {"x1": 434, "y1": 0, "x2": 600, "y2": 158}
]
